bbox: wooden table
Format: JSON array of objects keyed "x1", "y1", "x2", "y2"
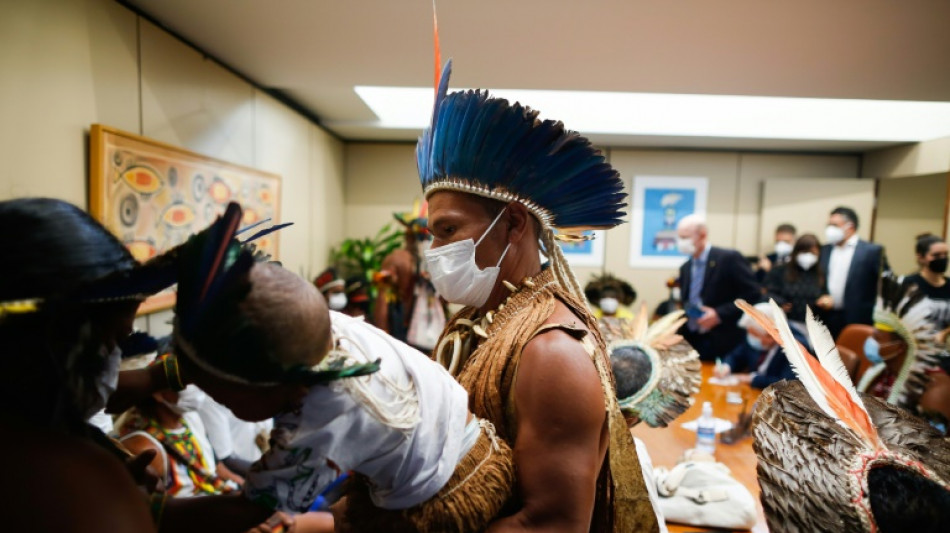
[{"x1": 631, "y1": 362, "x2": 768, "y2": 533}]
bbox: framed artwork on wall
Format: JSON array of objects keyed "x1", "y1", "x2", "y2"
[
  {"x1": 89, "y1": 124, "x2": 282, "y2": 314},
  {"x1": 628, "y1": 176, "x2": 708, "y2": 268},
  {"x1": 556, "y1": 230, "x2": 606, "y2": 267}
]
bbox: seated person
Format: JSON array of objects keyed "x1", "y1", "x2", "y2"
[
  {"x1": 714, "y1": 302, "x2": 806, "y2": 389},
  {"x1": 744, "y1": 300, "x2": 950, "y2": 533},
  {"x1": 857, "y1": 275, "x2": 942, "y2": 410},
  {"x1": 169, "y1": 231, "x2": 513, "y2": 533},
  {"x1": 117, "y1": 355, "x2": 241, "y2": 497}
]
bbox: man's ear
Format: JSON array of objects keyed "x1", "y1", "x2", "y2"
[{"x1": 506, "y1": 202, "x2": 532, "y2": 244}]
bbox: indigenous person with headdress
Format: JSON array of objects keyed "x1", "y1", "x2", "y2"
[
  {"x1": 740, "y1": 299, "x2": 950, "y2": 533},
  {"x1": 423, "y1": 61, "x2": 660, "y2": 531},
  {"x1": 313, "y1": 267, "x2": 347, "y2": 312},
  {"x1": 585, "y1": 273, "x2": 637, "y2": 321},
  {"x1": 608, "y1": 307, "x2": 700, "y2": 430},
  {"x1": 856, "y1": 274, "x2": 943, "y2": 411},
  {"x1": 0, "y1": 198, "x2": 182, "y2": 532},
  {"x1": 165, "y1": 204, "x2": 513, "y2": 533},
  {"x1": 374, "y1": 199, "x2": 446, "y2": 352}
]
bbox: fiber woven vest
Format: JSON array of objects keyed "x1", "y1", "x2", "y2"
[{"x1": 436, "y1": 268, "x2": 660, "y2": 532}]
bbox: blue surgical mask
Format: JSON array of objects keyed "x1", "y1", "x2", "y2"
[
  {"x1": 746, "y1": 333, "x2": 765, "y2": 351},
  {"x1": 864, "y1": 337, "x2": 883, "y2": 365}
]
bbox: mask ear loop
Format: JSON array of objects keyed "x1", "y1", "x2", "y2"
[{"x1": 474, "y1": 205, "x2": 509, "y2": 248}]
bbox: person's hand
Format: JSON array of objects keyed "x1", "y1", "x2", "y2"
[
  {"x1": 125, "y1": 449, "x2": 163, "y2": 493},
  {"x1": 735, "y1": 373, "x2": 754, "y2": 385},
  {"x1": 245, "y1": 511, "x2": 295, "y2": 533},
  {"x1": 329, "y1": 497, "x2": 351, "y2": 533},
  {"x1": 816, "y1": 295, "x2": 834, "y2": 310},
  {"x1": 936, "y1": 326, "x2": 950, "y2": 346},
  {"x1": 697, "y1": 307, "x2": 721, "y2": 330},
  {"x1": 758, "y1": 256, "x2": 772, "y2": 273},
  {"x1": 713, "y1": 362, "x2": 731, "y2": 378}
]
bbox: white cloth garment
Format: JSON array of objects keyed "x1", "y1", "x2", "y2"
[
  {"x1": 634, "y1": 437, "x2": 669, "y2": 533},
  {"x1": 245, "y1": 311, "x2": 470, "y2": 512},
  {"x1": 197, "y1": 395, "x2": 272, "y2": 463},
  {"x1": 827, "y1": 234, "x2": 859, "y2": 309}
]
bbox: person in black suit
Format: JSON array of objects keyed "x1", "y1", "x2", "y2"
[
  {"x1": 756, "y1": 223, "x2": 797, "y2": 283},
  {"x1": 713, "y1": 302, "x2": 806, "y2": 389},
  {"x1": 676, "y1": 214, "x2": 762, "y2": 361},
  {"x1": 819, "y1": 206, "x2": 886, "y2": 339}
]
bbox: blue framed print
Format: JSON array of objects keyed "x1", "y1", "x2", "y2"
[{"x1": 629, "y1": 176, "x2": 708, "y2": 268}]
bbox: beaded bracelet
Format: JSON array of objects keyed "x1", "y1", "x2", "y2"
[{"x1": 162, "y1": 353, "x2": 185, "y2": 392}]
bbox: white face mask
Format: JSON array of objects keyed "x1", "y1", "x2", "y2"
[
  {"x1": 599, "y1": 297, "x2": 619, "y2": 315},
  {"x1": 676, "y1": 237, "x2": 696, "y2": 256},
  {"x1": 328, "y1": 292, "x2": 348, "y2": 310},
  {"x1": 796, "y1": 252, "x2": 818, "y2": 270},
  {"x1": 774, "y1": 241, "x2": 794, "y2": 257},
  {"x1": 671, "y1": 287, "x2": 682, "y2": 301},
  {"x1": 161, "y1": 385, "x2": 206, "y2": 415},
  {"x1": 825, "y1": 224, "x2": 846, "y2": 245},
  {"x1": 85, "y1": 346, "x2": 122, "y2": 419},
  {"x1": 424, "y1": 207, "x2": 510, "y2": 308}
]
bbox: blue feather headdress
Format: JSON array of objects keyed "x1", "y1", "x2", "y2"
[
  {"x1": 173, "y1": 202, "x2": 379, "y2": 387},
  {"x1": 416, "y1": 61, "x2": 627, "y2": 237}
]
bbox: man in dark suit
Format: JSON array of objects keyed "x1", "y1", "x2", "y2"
[
  {"x1": 756, "y1": 223, "x2": 796, "y2": 283},
  {"x1": 677, "y1": 214, "x2": 762, "y2": 361},
  {"x1": 819, "y1": 206, "x2": 886, "y2": 339},
  {"x1": 714, "y1": 302, "x2": 806, "y2": 389}
]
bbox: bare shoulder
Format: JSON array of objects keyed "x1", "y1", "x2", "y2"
[
  {"x1": 517, "y1": 300, "x2": 604, "y2": 428},
  {"x1": 3, "y1": 431, "x2": 154, "y2": 532}
]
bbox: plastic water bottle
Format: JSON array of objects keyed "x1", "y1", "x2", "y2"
[{"x1": 695, "y1": 401, "x2": 716, "y2": 455}]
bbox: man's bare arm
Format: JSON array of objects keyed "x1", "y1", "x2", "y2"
[{"x1": 488, "y1": 320, "x2": 608, "y2": 532}]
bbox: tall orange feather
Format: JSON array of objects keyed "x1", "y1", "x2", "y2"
[{"x1": 432, "y1": 0, "x2": 441, "y2": 90}]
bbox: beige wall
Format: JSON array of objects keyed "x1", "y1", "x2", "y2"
[
  {"x1": 875, "y1": 173, "x2": 948, "y2": 275},
  {"x1": 863, "y1": 137, "x2": 950, "y2": 179},
  {"x1": 342, "y1": 144, "x2": 861, "y2": 308},
  {"x1": 0, "y1": 0, "x2": 344, "y2": 335}
]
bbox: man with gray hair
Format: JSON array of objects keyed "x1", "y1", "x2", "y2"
[
  {"x1": 713, "y1": 301, "x2": 803, "y2": 389},
  {"x1": 676, "y1": 214, "x2": 761, "y2": 360}
]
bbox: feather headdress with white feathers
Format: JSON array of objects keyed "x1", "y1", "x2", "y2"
[
  {"x1": 607, "y1": 305, "x2": 701, "y2": 428},
  {"x1": 737, "y1": 298, "x2": 950, "y2": 533},
  {"x1": 864, "y1": 274, "x2": 942, "y2": 409}
]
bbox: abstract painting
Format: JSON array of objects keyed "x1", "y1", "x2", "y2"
[
  {"x1": 629, "y1": 176, "x2": 707, "y2": 268},
  {"x1": 89, "y1": 124, "x2": 281, "y2": 313}
]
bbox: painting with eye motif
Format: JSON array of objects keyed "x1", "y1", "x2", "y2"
[{"x1": 89, "y1": 124, "x2": 281, "y2": 314}]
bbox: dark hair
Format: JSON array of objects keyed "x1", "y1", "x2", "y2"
[
  {"x1": 0, "y1": 198, "x2": 136, "y2": 431},
  {"x1": 915, "y1": 233, "x2": 944, "y2": 257},
  {"x1": 831, "y1": 206, "x2": 859, "y2": 229},
  {"x1": 786, "y1": 233, "x2": 824, "y2": 285},
  {"x1": 610, "y1": 345, "x2": 653, "y2": 399},
  {"x1": 775, "y1": 224, "x2": 797, "y2": 235},
  {"x1": 868, "y1": 465, "x2": 950, "y2": 533}
]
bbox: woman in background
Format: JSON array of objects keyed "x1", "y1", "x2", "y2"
[
  {"x1": 765, "y1": 233, "x2": 832, "y2": 333},
  {"x1": 904, "y1": 233, "x2": 950, "y2": 300}
]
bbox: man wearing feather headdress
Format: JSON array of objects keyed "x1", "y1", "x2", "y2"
[
  {"x1": 738, "y1": 299, "x2": 950, "y2": 533},
  {"x1": 422, "y1": 59, "x2": 660, "y2": 531},
  {"x1": 164, "y1": 204, "x2": 513, "y2": 533}
]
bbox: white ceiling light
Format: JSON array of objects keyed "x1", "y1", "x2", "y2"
[{"x1": 354, "y1": 86, "x2": 950, "y2": 142}]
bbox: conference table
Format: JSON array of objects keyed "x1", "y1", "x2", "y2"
[{"x1": 630, "y1": 362, "x2": 769, "y2": 533}]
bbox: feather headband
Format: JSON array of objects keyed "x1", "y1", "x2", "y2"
[
  {"x1": 607, "y1": 306, "x2": 701, "y2": 427},
  {"x1": 416, "y1": 61, "x2": 627, "y2": 239}
]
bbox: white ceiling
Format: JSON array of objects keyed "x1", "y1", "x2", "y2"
[{"x1": 126, "y1": 0, "x2": 950, "y2": 152}]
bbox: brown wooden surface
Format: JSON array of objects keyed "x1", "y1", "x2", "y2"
[{"x1": 631, "y1": 362, "x2": 768, "y2": 533}]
